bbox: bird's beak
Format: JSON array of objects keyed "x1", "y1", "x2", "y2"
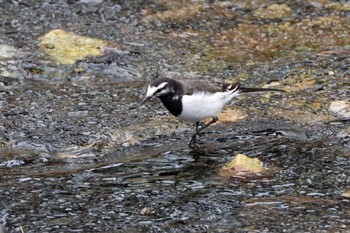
[{"x1": 140, "y1": 96, "x2": 152, "y2": 105}]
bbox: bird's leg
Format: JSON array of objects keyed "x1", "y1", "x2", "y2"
[
  {"x1": 188, "y1": 122, "x2": 200, "y2": 149},
  {"x1": 188, "y1": 134, "x2": 198, "y2": 149},
  {"x1": 194, "y1": 121, "x2": 206, "y2": 136},
  {"x1": 195, "y1": 122, "x2": 200, "y2": 131},
  {"x1": 188, "y1": 117, "x2": 218, "y2": 149},
  {"x1": 189, "y1": 121, "x2": 203, "y2": 148},
  {"x1": 196, "y1": 116, "x2": 218, "y2": 135}
]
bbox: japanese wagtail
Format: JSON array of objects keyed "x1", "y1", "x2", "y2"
[{"x1": 141, "y1": 77, "x2": 285, "y2": 148}]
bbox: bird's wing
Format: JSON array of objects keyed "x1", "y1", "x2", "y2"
[
  {"x1": 179, "y1": 78, "x2": 284, "y2": 95},
  {"x1": 180, "y1": 79, "x2": 228, "y2": 95}
]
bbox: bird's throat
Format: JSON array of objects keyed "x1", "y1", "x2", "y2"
[{"x1": 159, "y1": 94, "x2": 183, "y2": 117}]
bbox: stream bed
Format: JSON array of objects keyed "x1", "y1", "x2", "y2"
[{"x1": 0, "y1": 0, "x2": 350, "y2": 232}]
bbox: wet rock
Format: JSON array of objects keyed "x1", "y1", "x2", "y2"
[
  {"x1": 38, "y1": 29, "x2": 107, "y2": 65},
  {"x1": 182, "y1": 15, "x2": 350, "y2": 63},
  {"x1": 0, "y1": 224, "x2": 5, "y2": 233},
  {"x1": 0, "y1": 44, "x2": 18, "y2": 58},
  {"x1": 1, "y1": 0, "x2": 350, "y2": 232},
  {"x1": 144, "y1": 3, "x2": 204, "y2": 24},
  {"x1": 102, "y1": 64, "x2": 139, "y2": 80},
  {"x1": 56, "y1": 115, "x2": 187, "y2": 158},
  {"x1": 219, "y1": 154, "x2": 264, "y2": 177},
  {"x1": 143, "y1": 1, "x2": 236, "y2": 27},
  {"x1": 0, "y1": 158, "x2": 25, "y2": 167},
  {"x1": 67, "y1": 111, "x2": 89, "y2": 117},
  {"x1": 337, "y1": 127, "x2": 350, "y2": 142},
  {"x1": 79, "y1": 0, "x2": 103, "y2": 5},
  {"x1": 285, "y1": 110, "x2": 332, "y2": 124},
  {"x1": 244, "y1": 195, "x2": 337, "y2": 207},
  {"x1": 0, "y1": 147, "x2": 38, "y2": 167},
  {"x1": 329, "y1": 101, "x2": 350, "y2": 118},
  {"x1": 109, "y1": 116, "x2": 186, "y2": 147},
  {"x1": 328, "y1": 70, "x2": 335, "y2": 76},
  {"x1": 140, "y1": 207, "x2": 153, "y2": 216},
  {"x1": 342, "y1": 190, "x2": 350, "y2": 198},
  {"x1": 56, "y1": 141, "x2": 101, "y2": 158}
]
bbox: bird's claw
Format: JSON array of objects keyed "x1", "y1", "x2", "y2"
[{"x1": 188, "y1": 141, "x2": 198, "y2": 149}]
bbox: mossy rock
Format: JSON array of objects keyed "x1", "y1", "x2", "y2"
[
  {"x1": 254, "y1": 4, "x2": 292, "y2": 20},
  {"x1": 219, "y1": 154, "x2": 264, "y2": 177},
  {"x1": 39, "y1": 29, "x2": 107, "y2": 65}
]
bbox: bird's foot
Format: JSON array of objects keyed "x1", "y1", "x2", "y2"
[
  {"x1": 188, "y1": 134, "x2": 199, "y2": 149},
  {"x1": 188, "y1": 141, "x2": 198, "y2": 149},
  {"x1": 188, "y1": 133, "x2": 200, "y2": 149}
]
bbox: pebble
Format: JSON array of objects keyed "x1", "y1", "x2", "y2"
[
  {"x1": 67, "y1": 111, "x2": 89, "y2": 117},
  {"x1": 329, "y1": 100, "x2": 350, "y2": 117},
  {"x1": 0, "y1": 224, "x2": 5, "y2": 233},
  {"x1": 0, "y1": 44, "x2": 17, "y2": 58}
]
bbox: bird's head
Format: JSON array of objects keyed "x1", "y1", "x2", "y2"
[{"x1": 141, "y1": 78, "x2": 171, "y2": 105}]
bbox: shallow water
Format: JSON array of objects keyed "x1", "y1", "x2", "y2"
[{"x1": 1, "y1": 81, "x2": 349, "y2": 232}]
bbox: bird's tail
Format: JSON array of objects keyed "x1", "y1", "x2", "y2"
[
  {"x1": 223, "y1": 83, "x2": 285, "y2": 93},
  {"x1": 239, "y1": 86, "x2": 285, "y2": 93}
]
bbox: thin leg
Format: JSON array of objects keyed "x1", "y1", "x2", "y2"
[
  {"x1": 196, "y1": 116, "x2": 218, "y2": 135},
  {"x1": 195, "y1": 122, "x2": 200, "y2": 131},
  {"x1": 188, "y1": 117, "x2": 218, "y2": 149},
  {"x1": 188, "y1": 134, "x2": 198, "y2": 149}
]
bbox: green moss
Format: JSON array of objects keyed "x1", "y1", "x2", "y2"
[
  {"x1": 195, "y1": 60, "x2": 226, "y2": 74},
  {"x1": 326, "y1": 3, "x2": 350, "y2": 11},
  {"x1": 39, "y1": 29, "x2": 107, "y2": 65},
  {"x1": 254, "y1": 4, "x2": 292, "y2": 20}
]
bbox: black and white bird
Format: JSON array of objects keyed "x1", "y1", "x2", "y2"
[{"x1": 141, "y1": 77, "x2": 284, "y2": 148}]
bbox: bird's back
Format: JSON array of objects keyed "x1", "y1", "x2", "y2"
[{"x1": 180, "y1": 79, "x2": 227, "y2": 95}]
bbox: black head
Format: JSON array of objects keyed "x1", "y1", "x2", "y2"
[{"x1": 141, "y1": 77, "x2": 178, "y2": 104}]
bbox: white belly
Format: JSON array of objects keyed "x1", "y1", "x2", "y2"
[{"x1": 178, "y1": 91, "x2": 239, "y2": 122}]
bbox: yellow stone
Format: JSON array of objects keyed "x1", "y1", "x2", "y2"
[
  {"x1": 38, "y1": 29, "x2": 107, "y2": 65},
  {"x1": 220, "y1": 154, "x2": 264, "y2": 176},
  {"x1": 342, "y1": 190, "x2": 350, "y2": 198}
]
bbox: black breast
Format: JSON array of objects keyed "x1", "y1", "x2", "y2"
[{"x1": 159, "y1": 94, "x2": 182, "y2": 117}]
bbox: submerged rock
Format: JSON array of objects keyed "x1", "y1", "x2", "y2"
[
  {"x1": 0, "y1": 147, "x2": 38, "y2": 167},
  {"x1": 219, "y1": 154, "x2": 264, "y2": 177}
]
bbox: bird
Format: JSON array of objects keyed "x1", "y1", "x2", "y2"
[{"x1": 141, "y1": 77, "x2": 285, "y2": 148}]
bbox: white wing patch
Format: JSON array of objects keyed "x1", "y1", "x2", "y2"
[{"x1": 178, "y1": 90, "x2": 240, "y2": 122}]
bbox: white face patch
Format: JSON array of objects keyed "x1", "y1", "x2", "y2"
[{"x1": 146, "y1": 82, "x2": 168, "y2": 97}]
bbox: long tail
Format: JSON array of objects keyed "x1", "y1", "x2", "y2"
[
  {"x1": 239, "y1": 86, "x2": 285, "y2": 93},
  {"x1": 223, "y1": 83, "x2": 285, "y2": 93}
]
